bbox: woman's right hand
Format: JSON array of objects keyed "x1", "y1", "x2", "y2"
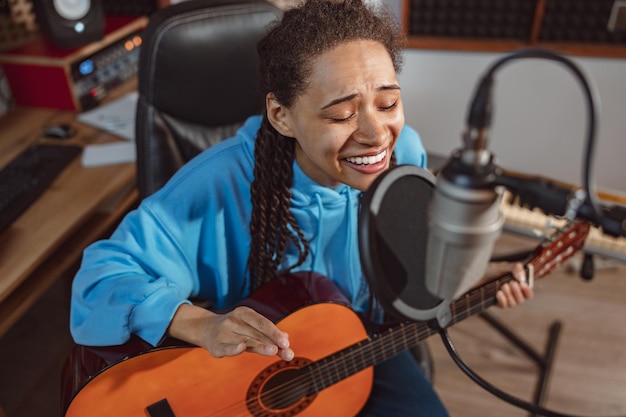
[{"x1": 168, "y1": 303, "x2": 294, "y2": 361}]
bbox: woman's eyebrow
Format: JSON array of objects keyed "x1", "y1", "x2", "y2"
[
  {"x1": 380, "y1": 84, "x2": 401, "y2": 92},
  {"x1": 321, "y1": 93, "x2": 359, "y2": 110},
  {"x1": 320, "y1": 84, "x2": 401, "y2": 110}
]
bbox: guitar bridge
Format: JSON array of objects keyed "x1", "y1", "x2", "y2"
[{"x1": 146, "y1": 398, "x2": 176, "y2": 417}]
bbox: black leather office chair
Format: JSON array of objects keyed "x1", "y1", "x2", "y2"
[{"x1": 135, "y1": 0, "x2": 282, "y2": 200}]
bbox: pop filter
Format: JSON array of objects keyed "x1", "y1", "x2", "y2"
[{"x1": 359, "y1": 164, "x2": 445, "y2": 322}]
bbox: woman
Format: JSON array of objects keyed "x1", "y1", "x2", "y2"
[{"x1": 70, "y1": 1, "x2": 532, "y2": 415}]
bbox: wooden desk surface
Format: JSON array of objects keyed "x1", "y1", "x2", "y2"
[{"x1": 0, "y1": 105, "x2": 138, "y2": 337}]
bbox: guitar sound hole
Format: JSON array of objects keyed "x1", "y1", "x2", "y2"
[{"x1": 247, "y1": 357, "x2": 316, "y2": 416}]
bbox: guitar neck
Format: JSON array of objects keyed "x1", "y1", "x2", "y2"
[{"x1": 304, "y1": 273, "x2": 509, "y2": 393}]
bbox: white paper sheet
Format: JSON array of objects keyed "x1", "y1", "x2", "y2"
[
  {"x1": 77, "y1": 91, "x2": 138, "y2": 141},
  {"x1": 81, "y1": 142, "x2": 136, "y2": 167}
]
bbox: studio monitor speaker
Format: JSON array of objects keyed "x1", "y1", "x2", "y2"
[{"x1": 32, "y1": 0, "x2": 105, "y2": 49}]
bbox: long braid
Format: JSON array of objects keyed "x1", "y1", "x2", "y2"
[{"x1": 247, "y1": 116, "x2": 310, "y2": 291}]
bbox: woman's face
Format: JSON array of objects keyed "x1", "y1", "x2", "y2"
[{"x1": 267, "y1": 40, "x2": 404, "y2": 191}]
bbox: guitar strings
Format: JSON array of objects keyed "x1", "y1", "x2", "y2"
[
  {"x1": 205, "y1": 321, "x2": 437, "y2": 416},
  {"x1": 207, "y1": 282, "x2": 507, "y2": 416}
]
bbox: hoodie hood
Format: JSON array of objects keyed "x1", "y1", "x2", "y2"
[{"x1": 286, "y1": 160, "x2": 369, "y2": 310}]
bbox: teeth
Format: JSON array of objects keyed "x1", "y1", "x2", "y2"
[{"x1": 346, "y1": 150, "x2": 386, "y2": 165}]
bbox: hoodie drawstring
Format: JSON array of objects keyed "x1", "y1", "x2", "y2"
[
  {"x1": 346, "y1": 190, "x2": 361, "y2": 301},
  {"x1": 312, "y1": 192, "x2": 324, "y2": 272}
]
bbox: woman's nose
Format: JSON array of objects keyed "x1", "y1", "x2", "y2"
[{"x1": 353, "y1": 112, "x2": 386, "y2": 145}]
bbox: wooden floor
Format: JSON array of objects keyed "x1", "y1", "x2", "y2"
[
  {"x1": 428, "y1": 233, "x2": 626, "y2": 417},
  {"x1": 0, "y1": 233, "x2": 624, "y2": 417}
]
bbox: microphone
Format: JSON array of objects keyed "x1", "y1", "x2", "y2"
[
  {"x1": 425, "y1": 74, "x2": 505, "y2": 315},
  {"x1": 497, "y1": 172, "x2": 626, "y2": 238},
  {"x1": 425, "y1": 150, "x2": 504, "y2": 304},
  {"x1": 420, "y1": 48, "x2": 604, "y2": 328}
]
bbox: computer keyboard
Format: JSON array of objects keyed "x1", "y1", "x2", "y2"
[{"x1": 0, "y1": 144, "x2": 82, "y2": 234}]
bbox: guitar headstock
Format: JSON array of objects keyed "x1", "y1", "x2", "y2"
[{"x1": 529, "y1": 221, "x2": 591, "y2": 282}]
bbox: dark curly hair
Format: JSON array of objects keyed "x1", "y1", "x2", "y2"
[{"x1": 246, "y1": 0, "x2": 406, "y2": 292}]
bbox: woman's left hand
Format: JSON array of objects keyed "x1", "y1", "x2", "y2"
[{"x1": 482, "y1": 262, "x2": 534, "y2": 308}]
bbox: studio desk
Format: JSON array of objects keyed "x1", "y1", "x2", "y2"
[{"x1": 0, "y1": 103, "x2": 138, "y2": 338}]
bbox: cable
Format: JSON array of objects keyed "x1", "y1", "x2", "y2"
[
  {"x1": 466, "y1": 48, "x2": 604, "y2": 229},
  {"x1": 439, "y1": 328, "x2": 626, "y2": 417}
]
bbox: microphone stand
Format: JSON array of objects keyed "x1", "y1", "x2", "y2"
[
  {"x1": 488, "y1": 250, "x2": 562, "y2": 417},
  {"x1": 430, "y1": 151, "x2": 563, "y2": 417},
  {"x1": 479, "y1": 311, "x2": 562, "y2": 417},
  {"x1": 433, "y1": 47, "x2": 606, "y2": 416}
]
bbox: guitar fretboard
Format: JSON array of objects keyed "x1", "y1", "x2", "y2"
[
  {"x1": 500, "y1": 191, "x2": 626, "y2": 262},
  {"x1": 304, "y1": 273, "x2": 510, "y2": 393}
]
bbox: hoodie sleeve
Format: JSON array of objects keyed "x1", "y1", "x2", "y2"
[
  {"x1": 70, "y1": 203, "x2": 196, "y2": 347},
  {"x1": 395, "y1": 124, "x2": 428, "y2": 168},
  {"x1": 70, "y1": 115, "x2": 262, "y2": 347}
]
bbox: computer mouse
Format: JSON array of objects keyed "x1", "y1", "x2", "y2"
[{"x1": 43, "y1": 123, "x2": 76, "y2": 139}]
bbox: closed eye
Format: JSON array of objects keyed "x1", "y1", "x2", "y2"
[
  {"x1": 329, "y1": 114, "x2": 355, "y2": 123},
  {"x1": 380, "y1": 101, "x2": 398, "y2": 111}
]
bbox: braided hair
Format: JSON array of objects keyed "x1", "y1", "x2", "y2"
[{"x1": 246, "y1": 0, "x2": 406, "y2": 292}]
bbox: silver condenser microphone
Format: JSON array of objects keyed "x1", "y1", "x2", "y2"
[{"x1": 425, "y1": 78, "x2": 505, "y2": 326}]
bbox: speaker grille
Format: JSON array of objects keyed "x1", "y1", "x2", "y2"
[
  {"x1": 539, "y1": 0, "x2": 626, "y2": 44},
  {"x1": 407, "y1": 0, "x2": 536, "y2": 41}
]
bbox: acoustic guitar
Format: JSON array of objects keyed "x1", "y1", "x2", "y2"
[{"x1": 63, "y1": 221, "x2": 590, "y2": 417}]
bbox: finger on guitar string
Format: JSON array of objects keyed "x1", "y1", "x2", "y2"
[
  {"x1": 479, "y1": 262, "x2": 535, "y2": 308},
  {"x1": 492, "y1": 262, "x2": 534, "y2": 308},
  {"x1": 208, "y1": 306, "x2": 294, "y2": 361}
]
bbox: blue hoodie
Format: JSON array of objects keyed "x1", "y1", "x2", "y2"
[{"x1": 70, "y1": 115, "x2": 428, "y2": 347}]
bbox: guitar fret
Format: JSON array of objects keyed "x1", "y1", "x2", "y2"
[
  {"x1": 313, "y1": 348, "x2": 350, "y2": 391},
  {"x1": 401, "y1": 322, "x2": 409, "y2": 353},
  {"x1": 372, "y1": 334, "x2": 386, "y2": 364},
  {"x1": 389, "y1": 325, "x2": 398, "y2": 361},
  {"x1": 313, "y1": 360, "x2": 329, "y2": 391},
  {"x1": 348, "y1": 340, "x2": 358, "y2": 381},
  {"x1": 348, "y1": 340, "x2": 370, "y2": 382},
  {"x1": 329, "y1": 357, "x2": 339, "y2": 387},
  {"x1": 309, "y1": 362, "x2": 322, "y2": 394},
  {"x1": 480, "y1": 285, "x2": 486, "y2": 310}
]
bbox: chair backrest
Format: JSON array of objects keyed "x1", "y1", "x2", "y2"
[{"x1": 135, "y1": 0, "x2": 283, "y2": 199}]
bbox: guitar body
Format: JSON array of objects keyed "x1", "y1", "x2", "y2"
[{"x1": 64, "y1": 273, "x2": 373, "y2": 417}]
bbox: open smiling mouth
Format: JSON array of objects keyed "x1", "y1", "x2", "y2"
[{"x1": 344, "y1": 149, "x2": 387, "y2": 166}]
